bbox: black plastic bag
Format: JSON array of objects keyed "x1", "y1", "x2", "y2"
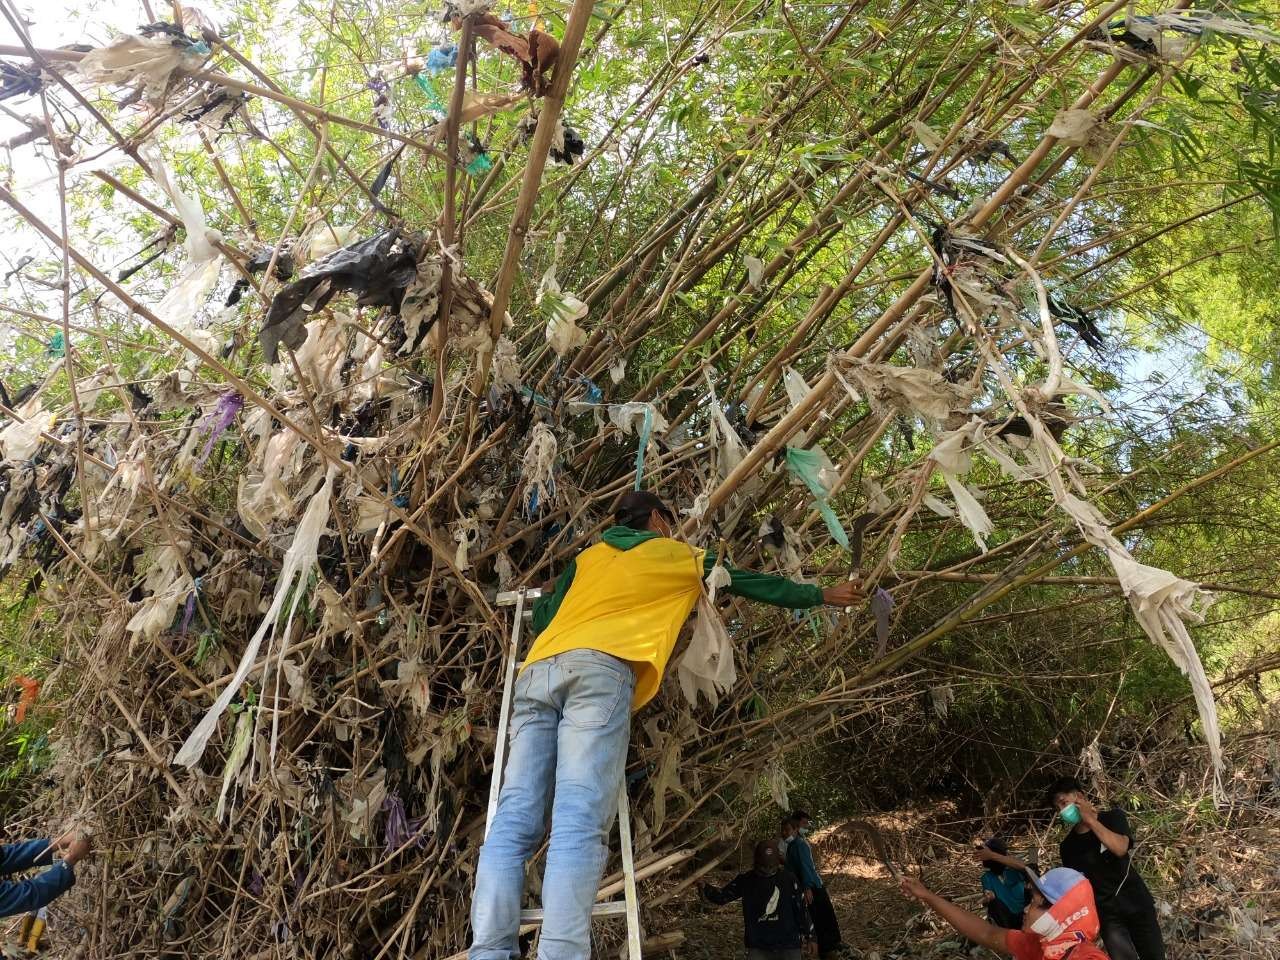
[{"x1": 260, "y1": 231, "x2": 419, "y2": 362}]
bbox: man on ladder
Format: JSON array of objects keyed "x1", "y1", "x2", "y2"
[{"x1": 469, "y1": 491, "x2": 863, "y2": 960}]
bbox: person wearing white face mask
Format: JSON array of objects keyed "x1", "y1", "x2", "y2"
[{"x1": 900, "y1": 867, "x2": 1110, "y2": 960}]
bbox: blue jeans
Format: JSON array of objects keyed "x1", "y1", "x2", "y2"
[{"x1": 470, "y1": 649, "x2": 636, "y2": 960}]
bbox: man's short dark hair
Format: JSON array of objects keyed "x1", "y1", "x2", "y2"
[
  {"x1": 613, "y1": 490, "x2": 674, "y2": 530},
  {"x1": 789, "y1": 809, "x2": 810, "y2": 822},
  {"x1": 1046, "y1": 776, "x2": 1085, "y2": 807}
]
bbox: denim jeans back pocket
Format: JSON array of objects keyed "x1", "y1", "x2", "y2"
[
  {"x1": 557, "y1": 656, "x2": 631, "y2": 730},
  {"x1": 508, "y1": 663, "x2": 546, "y2": 743}
]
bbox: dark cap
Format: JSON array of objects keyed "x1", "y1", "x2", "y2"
[
  {"x1": 754, "y1": 840, "x2": 781, "y2": 872},
  {"x1": 613, "y1": 490, "x2": 674, "y2": 528}
]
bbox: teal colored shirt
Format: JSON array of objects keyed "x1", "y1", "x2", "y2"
[
  {"x1": 786, "y1": 835, "x2": 823, "y2": 891},
  {"x1": 982, "y1": 868, "x2": 1027, "y2": 915}
]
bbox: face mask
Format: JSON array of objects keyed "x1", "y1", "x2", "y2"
[
  {"x1": 798, "y1": 827, "x2": 811, "y2": 836},
  {"x1": 1031, "y1": 909, "x2": 1064, "y2": 940},
  {"x1": 1059, "y1": 803, "x2": 1081, "y2": 826}
]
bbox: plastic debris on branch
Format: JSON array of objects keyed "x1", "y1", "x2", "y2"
[
  {"x1": 75, "y1": 29, "x2": 210, "y2": 106},
  {"x1": 175, "y1": 467, "x2": 337, "y2": 768}
]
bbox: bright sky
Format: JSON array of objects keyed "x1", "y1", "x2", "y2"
[{"x1": 0, "y1": 0, "x2": 1228, "y2": 417}]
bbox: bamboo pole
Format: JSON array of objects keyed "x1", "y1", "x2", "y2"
[{"x1": 476, "y1": 0, "x2": 599, "y2": 388}]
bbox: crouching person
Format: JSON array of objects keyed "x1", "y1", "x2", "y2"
[{"x1": 900, "y1": 867, "x2": 1110, "y2": 960}]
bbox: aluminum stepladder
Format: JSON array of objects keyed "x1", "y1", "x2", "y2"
[{"x1": 489, "y1": 588, "x2": 643, "y2": 960}]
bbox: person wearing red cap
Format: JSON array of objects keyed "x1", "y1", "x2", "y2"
[
  {"x1": 899, "y1": 867, "x2": 1110, "y2": 960},
  {"x1": 469, "y1": 490, "x2": 864, "y2": 960}
]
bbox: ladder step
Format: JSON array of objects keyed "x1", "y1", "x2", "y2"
[
  {"x1": 520, "y1": 901, "x2": 629, "y2": 922},
  {"x1": 496, "y1": 588, "x2": 544, "y2": 607}
]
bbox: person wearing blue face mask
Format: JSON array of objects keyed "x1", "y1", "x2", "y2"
[{"x1": 1049, "y1": 777, "x2": 1164, "y2": 960}]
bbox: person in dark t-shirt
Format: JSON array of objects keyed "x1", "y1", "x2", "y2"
[
  {"x1": 1049, "y1": 777, "x2": 1165, "y2": 960},
  {"x1": 703, "y1": 840, "x2": 815, "y2": 960}
]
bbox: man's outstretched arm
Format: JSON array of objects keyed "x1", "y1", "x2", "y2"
[
  {"x1": 705, "y1": 554, "x2": 862, "y2": 608},
  {"x1": 0, "y1": 840, "x2": 54, "y2": 876},
  {"x1": 899, "y1": 878, "x2": 1009, "y2": 955},
  {"x1": 700, "y1": 874, "x2": 745, "y2": 905},
  {"x1": 0, "y1": 863, "x2": 75, "y2": 918}
]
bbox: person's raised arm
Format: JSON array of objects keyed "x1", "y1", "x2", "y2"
[
  {"x1": 900, "y1": 877, "x2": 1009, "y2": 955},
  {"x1": 0, "y1": 840, "x2": 54, "y2": 876},
  {"x1": 1077, "y1": 800, "x2": 1131, "y2": 857},
  {"x1": 708, "y1": 552, "x2": 864, "y2": 609},
  {"x1": 975, "y1": 845, "x2": 1029, "y2": 873},
  {"x1": 700, "y1": 874, "x2": 745, "y2": 906}
]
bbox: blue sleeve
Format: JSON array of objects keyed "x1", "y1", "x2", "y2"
[
  {"x1": 788, "y1": 839, "x2": 822, "y2": 890},
  {"x1": 0, "y1": 840, "x2": 53, "y2": 876},
  {"x1": 0, "y1": 861, "x2": 74, "y2": 917}
]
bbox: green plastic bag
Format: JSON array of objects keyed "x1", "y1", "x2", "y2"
[{"x1": 785, "y1": 446, "x2": 849, "y2": 549}]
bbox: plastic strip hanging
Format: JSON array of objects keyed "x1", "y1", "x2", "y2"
[
  {"x1": 783, "y1": 446, "x2": 849, "y2": 549},
  {"x1": 175, "y1": 467, "x2": 337, "y2": 768}
]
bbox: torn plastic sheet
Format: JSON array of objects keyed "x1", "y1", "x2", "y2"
[
  {"x1": 538, "y1": 233, "x2": 589, "y2": 356},
  {"x1": 705, "y1": 561, "x2": 731, "y2": 605},
  {"x1": 703, "y1": 371, "x2": 751, "y2": 484},
  {"x1": 1047, "y1": 109, "x2": 1097, "y2": 148},
  {"x1": 491, "y1": 335, "x2": 523, "y2": 390},
  {"x1": 140, "y1": 144, "x2": 219, "y2": 267},
  {"x1": 766, "y1": 759, "x2": 795, "y2": 811},
  {"x1": 0, "y1": 397, "x2": 52, "y2": 462},
  {"x1": 464, "y1": 13, "x2": 560, "y2": 94},
  {"x1": 836, "y1": 356, "x2": 974, "y2": 424},
  {"x1": 744, "y1": 255, "x2": 764, "y2": 290},
  {"x1": 677, "y1": 594, "x2": 737, "y2": 708},
  {"x1": 1120, "y1": 10, "x2": 1280, "y2": 55},
  {"x1": 398, "y1": 257, "x2": 443, "y2": 356},
  {"x1": 521, "y1": 424, "x2": 557, "y2": 516},
  {"x1": 292, "y1": 315, "x2": 348, "y2": 397},
  {"x1": 196, "y1": 391, "x2": 243, "y2": 465},
  {"x1": 990, "y1": 418, "x2": 1223, "y2": 781},
  {"x1": 607, "y1": 402, "x2": 669, "y2": 489},
  {"x1": 262, "y1": 231, "x2": 420, "y2": 363},
  {"x1": 138, "y1": 143, "x2": 223, "y2": 343},
  {"x1": 216, "y1": 706, "x2": 254, "y2": 822},
  {"x1": 0, "y1": 60, "x2": 41, "y2": 102},
  {"x1": 125, "y1": 542, "x2": 194, "y2": 642},
  {"x1": 782, "y1": 365, "x2": 816, "y2": 444},
  {"x1": 75, "y1": 33, "x2": 208, "y2": 105},
  {"x1": 784, "y1": 446, "x2": 849, "y2": 549},
  {"x1": 609, "y1": 355, "x2": 627, "y2": 384},
  {"x1": 928, "y1": 424, "x2": 995, "y2": 552},
  {"x1": 175, "y1": 467, "x2": 335, "y2": 768}
]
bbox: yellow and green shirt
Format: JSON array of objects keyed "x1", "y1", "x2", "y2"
[{"x1": 527, "y1": 526, "x2": 823, "y2": 708}]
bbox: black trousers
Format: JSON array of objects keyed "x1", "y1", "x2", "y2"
[
  {"x1": 986, "y1": 899, "x2": 1024, "y2": 930},
  {"x1": 1100, "y1": 903, "x2": 1166, "y2": 960},
  {"x1": 809, "y1": 886, "x2": 842, "y2": 955}
]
